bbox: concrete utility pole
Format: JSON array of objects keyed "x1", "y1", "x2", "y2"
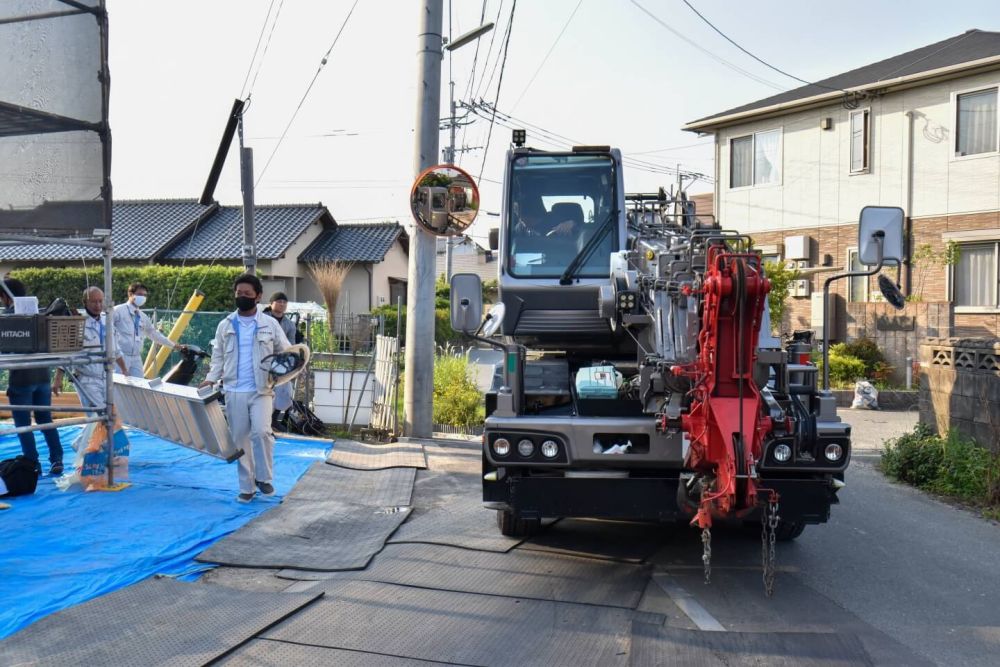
[
  {"x1": 404, "y1": 0, "x2": 443, "y2": 438},
  {"x1": 240, "y1": 147, "x2": 257, "y2": 275}
]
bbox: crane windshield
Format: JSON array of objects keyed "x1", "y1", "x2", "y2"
[{"x1": 506, "y1": 153, "x2": 617, "y2": 278}]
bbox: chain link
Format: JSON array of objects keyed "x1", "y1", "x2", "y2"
[
  {"x1": 701, "y1": 526, "x2": 712, "y2": 584},
  {"x1": 762, "y1": 496, "x2": 779, "y2": 596}
]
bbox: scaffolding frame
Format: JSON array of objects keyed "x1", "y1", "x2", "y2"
[{"x1": 0, "y1": 1, "x2": 117, "y2": 486}]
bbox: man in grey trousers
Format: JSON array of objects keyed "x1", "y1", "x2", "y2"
[{"x1": 200, "y1": 274, "x2": 290, "y2": 503}]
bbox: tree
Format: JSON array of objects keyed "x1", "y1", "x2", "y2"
[
  {"x1": 763, "y1": 260, "x2": 800, "y2": 334},
  {"x1": 910, "y1": 241, "x2": 960, "y2": 302}
]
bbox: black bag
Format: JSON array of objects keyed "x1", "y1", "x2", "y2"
[
  {"x1": 285, "y1": 400, "x2": 325, "y2": 437},
  {"x1": 0, "y1": 456, "x2": 39, "y2": 497}
]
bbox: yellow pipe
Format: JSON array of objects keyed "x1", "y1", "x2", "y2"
[{"x1": 144, "y1": 290, "x2": 205, "y2": 379}]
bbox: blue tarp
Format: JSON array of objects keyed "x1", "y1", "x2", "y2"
[{"x1": 0, "y1": 426, "x2": 329, "y2": 639}]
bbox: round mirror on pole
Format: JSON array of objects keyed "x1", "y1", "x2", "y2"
[{"x1": 409, "y1": 164, "x2": 480, "y2": 236}]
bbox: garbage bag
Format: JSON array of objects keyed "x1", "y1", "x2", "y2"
[{"x1": 851, "y1": 380, "x2": 879, "y2": 410}]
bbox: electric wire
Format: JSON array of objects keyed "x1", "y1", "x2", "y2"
[
  {"x1": 680, "y1": 0, "x2": 842, "y2": 92},
  {"x1": 457, "y1": 0, "x2": 490, "y2": 165},
  {"x1": 254, "y1": 0, "x2": 361, "y2": 187},
  {"x1": 471, "y1": 101, "x2": 713, "y2": 181},
  {"x1": 472, "y1": 0, "x2": 507, "y2": 102},
  {"x1": 509, "y1": 0, "x2": 583, "y2": 112},
  {"x1": 239, "y1": 0, "x2": 277, "y2": 97},
  {"x1": 245, "y1": 0, "x2": 286, "y2": 98},
  {"x1": 477, "y1": 0, "x2": 516, "y2": 182},
  {"x1": 476, "y1": 2, "x2": 510, "y2": 103},
  {"x1": 630, "y1": 0, "x2": 786, "y2": 91}
]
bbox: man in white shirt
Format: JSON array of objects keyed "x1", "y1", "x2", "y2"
[
  {"x1": 113, "y1": 282, "x2": 186, "y2": 377},
  {"x1": 199, "y1": 274, "x2": 290, "y2": 503},
  {"x1": 55, "y1": 286, "x2": 127, "y2": 407}
]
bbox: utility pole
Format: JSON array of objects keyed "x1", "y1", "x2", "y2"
[
  {"x1": 404, "y1": 0, "x2": 443, "y2": 438},
  {"x1": 238, "y1": 114, "x2": 256, "y2": 275}
]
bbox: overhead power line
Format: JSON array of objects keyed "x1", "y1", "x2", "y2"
[
  {"x1": 245, "y1": 0, "x2": 286, "y2": 98},
  {"x1": 478, "y1": 0, "x2": 517, "y2": 182},
  {"x1": 679, "y1": 0, "x2": 848, "y2": 95},
  {"x1": 470, "y1": 101, "x2": 713, "y2": 182},
  {"x1": 239, "y1": 0, "x2": 277, "y2": 97},
  {"x1": 255, "y1": 0, "x2": 361, "y2": 187},
  {"x1": 471, "y1": 0, "x2": 506, "y2": 102},
  {"x1": 509, "y1": 0, "x2": 583, "y2": 112},
  {"x1": 629, "y1": 0, "x2": 785, "y2": 91}
]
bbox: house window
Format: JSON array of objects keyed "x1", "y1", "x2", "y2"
[
  {"x1": 952, "y1": 242, "x2": 998, "y2": 308},
  {"x1": 729, "y1": 129, "x2": 781, "y2": 188},
  {"x1": 847, "y1": 248, "x2": 867, "y2": 302},
  {"x1": 849, "y1": 109, "x2": 870, "y2": 173},
  {"x1": 956, "y1": 87, "x2": 998, "y2": 156}
]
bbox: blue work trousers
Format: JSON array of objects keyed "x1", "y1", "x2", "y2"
[{"x1": 7, "y1": 383, "x2": 63, "y2": 465}]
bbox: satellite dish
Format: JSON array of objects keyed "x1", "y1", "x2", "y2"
[
  {"x1": 877, "y1": 274, "x2": 906, "y2": 310},
  {"x1": 481, "y1": 303, "x2": 506, "y2": 337}
]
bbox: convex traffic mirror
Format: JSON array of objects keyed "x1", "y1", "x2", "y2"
[
  {"x1": 410, "y1": 164, "x2": 480, "y2": 236},
  {"x1": 857, "y1": 206, "x2": 904, "y2": 266}
]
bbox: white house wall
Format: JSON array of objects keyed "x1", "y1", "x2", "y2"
[
  {"x1": 371, "y1": 241, "x2": 408, "y2": 309},
  {"x1": 716, "y1": 68, "x2": 1000, "y2": 231}
]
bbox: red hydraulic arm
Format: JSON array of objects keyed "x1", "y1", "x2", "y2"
[{"x1": 671, "y1": 245, "x2": 773, "y2": 529}]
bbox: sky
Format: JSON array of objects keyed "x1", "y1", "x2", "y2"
[{"x1": 106, "y1": 0, "x2": 999, "y2": 244}]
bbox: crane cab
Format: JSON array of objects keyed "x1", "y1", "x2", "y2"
[{"x1": 496, "y1": 146, "x2": 629, "y2": 354}]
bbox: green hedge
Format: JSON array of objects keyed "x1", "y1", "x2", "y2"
[{"x1": 9, "y1": 266, "x2": 245, "y2": 311}]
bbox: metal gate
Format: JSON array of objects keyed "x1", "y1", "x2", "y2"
[{"x1": 369, "y1": 335, "x2": 400, "y2": 434}]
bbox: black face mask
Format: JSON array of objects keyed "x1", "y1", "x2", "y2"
[{"x1": 235, "y1": 296, "x2": 257, "y2": 312}]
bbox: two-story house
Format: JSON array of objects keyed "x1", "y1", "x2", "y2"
[{"x1": 685, "y1": 30, "x2": 1000, "y2": 353}]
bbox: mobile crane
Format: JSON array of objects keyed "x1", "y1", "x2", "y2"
[{"x1": 447, "y1": 137, "x2": 905, "y2": 590}]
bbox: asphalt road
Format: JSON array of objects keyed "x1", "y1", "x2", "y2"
[{"x1": 201, "y1": 414, "x2": 997, "y2": 666}]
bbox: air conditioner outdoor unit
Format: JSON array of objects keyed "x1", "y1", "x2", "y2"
[
  {"x1": 796, "y1": 260, "x2": 809, "y2": 269},
  {"x1": 791, "y1": 279, "x2": 811, "y2": 297},
  {"x1": 785, "y1": 260, "x2": 798, "y2": 271}
]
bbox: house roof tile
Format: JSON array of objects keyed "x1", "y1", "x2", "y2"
[
  {"x1": 163, "y1": 205, "x2": 328, "y2": 260},
  {"x1": 0, "y1": 199, "x2": 213, "y2": 262},
  {"x1": 299, "y1": 223, "x2": 404, "y2": 264},
  {"x1": 688, "y1": 30, "x2": 1000, "y2": 129}
]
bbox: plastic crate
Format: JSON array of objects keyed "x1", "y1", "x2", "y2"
[{"x1": 45, "y1": 315, "x2": 86, "y2": 353}]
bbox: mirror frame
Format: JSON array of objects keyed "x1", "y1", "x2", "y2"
[
  {"x1": 409, "y1": 164, "x2": 480, "y2": 237},
  {"x1": 858, "y1": 205, "x2": 904, "y2": 266}
]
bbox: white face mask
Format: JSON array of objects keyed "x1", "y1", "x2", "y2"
[{"x1": 133, "y1": 295, "x2": 147, "y2": 307}]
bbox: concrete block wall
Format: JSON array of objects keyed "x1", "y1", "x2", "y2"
[
  {"x1": 919, "y1": 338, "x2": 1000, "y2": 454},
  {"x1": 846, "y1": 302, "x2": 952, "y2": 384}
]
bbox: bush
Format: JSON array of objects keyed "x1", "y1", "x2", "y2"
[
  {"x1": 831, "y1": 338, "x2": 886, "y2": 377},
  {"x1": 882, "y1": 423, "x2": 945, "y2": 488},
  {"x1": 372, "y1": 304, "x2": 457, "y2": 348},
  {"x1": 9, "y1": 266, "x2": 244, "y2": 312},
  {"x1": 432, "y1": 347, "x2": 484, "y2": 427},
  {"x1": 816, "y1": 352, "x2": 867, "y2": 387},
  {"x1": 883, "y1": 424, "x2": 1000, "y2": 507}
]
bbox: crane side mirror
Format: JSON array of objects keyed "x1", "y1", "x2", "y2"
[
  {"x1": 449, "y1": 273, "x2": 483, "y2": 333},
  {"x1": 858, "y1": 206, "x2": 904, "y2": 266}
]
